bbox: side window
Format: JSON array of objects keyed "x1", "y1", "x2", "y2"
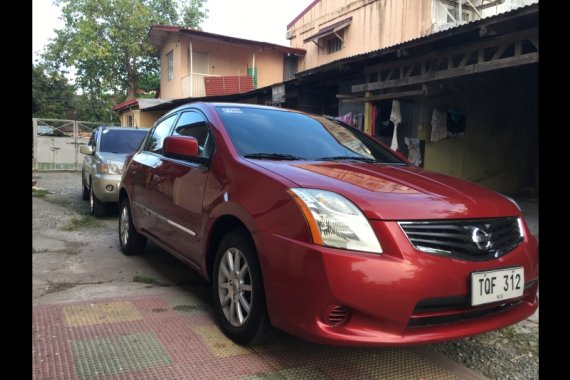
[
  {"x1": 173, "y1": 111, "x2": 214, "y2": 158},
  {"x1": 145, "y1": 115, "x2": 177, "y2": 154}
]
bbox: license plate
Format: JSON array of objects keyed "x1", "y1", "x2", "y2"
[{"x1": 471, "y1": 267, "x2": 524, "y2": 306}]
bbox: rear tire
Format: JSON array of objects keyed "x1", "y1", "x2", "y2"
[
  {"x1": 212, "y1": 230, "x2": 271, "y2": 345},
  {"x1": 89, "y1": 180, "x2": 107, "y2": 217},
  {"x1": 118, "y1": 197, "x2": 146, "y2": 255}
]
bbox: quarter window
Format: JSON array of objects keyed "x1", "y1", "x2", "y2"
[{"x1": 145, "y1": 115, "x2": 176, "y2": 154}]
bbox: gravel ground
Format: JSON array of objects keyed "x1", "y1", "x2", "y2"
[
  {"x1": 33, "y1": 171, "x2": 539, "y2": 380},
  {"x1": 430, "y1": 320, "x2": 538, "y2": 379}
]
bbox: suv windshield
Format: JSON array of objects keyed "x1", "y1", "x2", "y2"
[
  {"x1": 99, "y1": 129, "x2": 148, "y2": 154},
  {"x1": 215, "y1": 106, "x2": 403, "y2": 164}
]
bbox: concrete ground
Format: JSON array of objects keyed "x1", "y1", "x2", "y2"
[{"x1": 32, "y1": 171, "x2": 537, "y2": 380}]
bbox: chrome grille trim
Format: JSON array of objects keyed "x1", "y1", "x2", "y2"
[{"x1": 399, "y1": 217, "x2": 523, "y2": 261}]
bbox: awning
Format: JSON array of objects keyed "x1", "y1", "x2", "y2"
[{"x1": 303, "y1": 16, "x2": 353, "y2": 44}]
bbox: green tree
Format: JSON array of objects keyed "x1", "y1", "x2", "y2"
[
  {"x1": 43, "y1": 0, "x2": 207, "y2": 102},
  {"x1": 32, "y1": 64, "x2": 75, "y2": 119}
]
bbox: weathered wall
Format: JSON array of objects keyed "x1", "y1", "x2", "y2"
[{"x1": 288, "y1": 0, "x2": 432, "y2": 71}]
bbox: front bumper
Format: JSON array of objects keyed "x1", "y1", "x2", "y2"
[
  {"x1": 255, "y1": 220, "x2": 538, "y2": 346},
  {"x1": 92, "y1": 173, "x2": 121, "y2": 203}
]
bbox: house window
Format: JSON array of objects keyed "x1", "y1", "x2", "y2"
[
  {"x1": 167, "y1": 51, "x2": 173, "y2": 81},
  {"x1": 127, "y1": 115, "x2": 133, "y2": 127},
  {"x1": 326, "y1": 37, "x2": 342, "y2": 54}
]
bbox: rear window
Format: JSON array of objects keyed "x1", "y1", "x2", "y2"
[
  {"x1": 215, "y1": 106, "x2": 402, "y2": 163},
  {"x1": 99, "y1": 129, "x2": 148, "y2": 154}
]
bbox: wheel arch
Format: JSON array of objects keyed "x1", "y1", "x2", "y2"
[{"x1": 205, "y1": 215, "x2": 255, "y2": 283}]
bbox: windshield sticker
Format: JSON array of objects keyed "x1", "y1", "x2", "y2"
[{"x1": 221, "y1": 108, "x2": 243, "y2": 114}]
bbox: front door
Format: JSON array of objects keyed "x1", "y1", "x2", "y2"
[{"x1": 149, "y1": 110, "x2": 214, "y2": 265}]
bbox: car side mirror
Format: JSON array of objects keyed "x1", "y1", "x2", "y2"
[
  {"x1": 80, "y1": 145, "x2": 94, "y2": 155},
  {"x1": 163, "y1": 136, "x2": 199, "y2": 161}
]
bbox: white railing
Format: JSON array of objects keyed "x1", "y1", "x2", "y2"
[{"x1": 181, "y1": 73, "x2": 220, "y2": 98}]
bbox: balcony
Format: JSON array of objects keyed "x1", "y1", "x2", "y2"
[{"x1": 181, "y1": 73, "x2": 255, "y2": 98}]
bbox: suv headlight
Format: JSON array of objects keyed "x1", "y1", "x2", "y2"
[
  {"x1": 97, "y1": 162, "x2": 124, "y2": 175},
  {"x1": 288, "y1": 188, "x2": 382, "y2": 254}
]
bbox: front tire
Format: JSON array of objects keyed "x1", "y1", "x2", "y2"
[
  {"x1": 81, "y1": 172, "x2": 89, "y2": 201},
  {"x1": 118, "y1": 197, "x2": 146, "y2": 255},
  {"x1": 89, "y1": 180, "x2": 107, "y2": 217},
  {"x1": 212, "y1": 230, "x2": 271, "y2": 345}
]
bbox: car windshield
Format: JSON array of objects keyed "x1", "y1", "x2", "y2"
[
  {"x1": 99, "y1": 129, "x2": 148, "y2": 154},
  {"x1": 215, "y1": 106, "x2": 403, "y2": 164}
]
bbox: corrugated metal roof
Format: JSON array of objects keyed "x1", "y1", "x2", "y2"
[
  {"x1": 148, "y1": 25, "x2": 306, "y2": 56},
  {"x1": 295, "y1": 2, "x2": 538, "y2": 77}
]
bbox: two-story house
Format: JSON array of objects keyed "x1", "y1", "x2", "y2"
[{"x1": 114, "y1": 26, "x2": 305, "y2": 127}]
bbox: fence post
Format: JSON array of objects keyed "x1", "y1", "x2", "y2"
[{"x1": 32, "y1": 118, "x2": 38, "y2": 171}]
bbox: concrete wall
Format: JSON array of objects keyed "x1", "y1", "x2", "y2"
[
  {"x1": 288, "y1": 0, "x2": 432, "y2": 71},
  {"x1": 160, "y1": 35, "x2": 182, "y2": 99},
  {"x1": 159, "y1": 33, "x2": 286, "y2": 99},
  {"x1": 119, "y1": 109, "x2": 163, "y2": 129}
]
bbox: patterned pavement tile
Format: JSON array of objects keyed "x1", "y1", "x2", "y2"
[
  {"x1": 241, "y1": 366, "x2": 330, "y2": 379},
  {"x1": 70, "y1": 332, "x2": 171, "y2": 379},
  {"x1": 193, "y1": 325, "x2": 257, "y2": 358},
  {"x1": 63, "y1": 301, "x2": 143, "y2": 327}
]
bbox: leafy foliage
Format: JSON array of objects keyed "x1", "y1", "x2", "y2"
[
  {"x1": 32, "y1": 64, "x2": 76, "y2": 119},
  {"x1": 41, "y1": 0, "x2": 207, "y2": 111}
]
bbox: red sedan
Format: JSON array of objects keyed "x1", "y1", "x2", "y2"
[{"x1": 118, "y1": 102, "x2": 538, "y2": 346}]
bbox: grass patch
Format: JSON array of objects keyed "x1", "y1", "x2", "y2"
[
  {"x1": 44, "y1": 280, "x2": 76, "y2": 295},
  {"x1": 45, "y1": 196, "x2": 89, "y2": 215},
  {"x1": 61, "y1": 215, "x2": 104, "y2": 231},
  {"x1": 32, "y1": 188, "x2": 50, "y2": 198},
  {"x1": 132, "y1": 275, "x2": 162, "y2": 286},
  {"x1": 32, "y1": 247, "x2": 49, "y2": 254}
]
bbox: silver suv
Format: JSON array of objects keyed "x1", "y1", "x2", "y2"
[{"x1": 80, "y1": 126, "x2": 148, "y2": 216}]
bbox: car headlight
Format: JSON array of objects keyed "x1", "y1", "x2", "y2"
[
  {"x1": 288, "y1": 188, "x2": 382, "y2": 254},
  {"x1": 97, "y1": 162, "x2": 123, "y2": 175}
]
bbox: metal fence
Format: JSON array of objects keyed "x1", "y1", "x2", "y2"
[{"x1": 32, "y1": 118, "x2": 118, "y2": 171}]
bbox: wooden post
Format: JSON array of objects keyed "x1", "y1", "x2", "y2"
[{"x1": 364, "y1": 91, "x2": 372, "y2": 135}]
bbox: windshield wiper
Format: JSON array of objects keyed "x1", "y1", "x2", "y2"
[
  {"x1": 244, "y1": 153, "x2": 305, "y2": 161},
  {"x1": 318, "y1": 156, "x2": 378, "y2": 163}
]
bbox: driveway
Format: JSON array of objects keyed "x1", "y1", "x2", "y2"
[{"x1": 32, "y1": 171, "x2": 537, "y2": 380}]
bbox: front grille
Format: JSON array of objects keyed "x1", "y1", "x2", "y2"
[
  {"x1": 399, "y1": 217, "x2": 523, "y2": 261},
  {"x1": 407, "y1": 280, "x2": 536, "y2": 328},
  {"x1": 408, "y1": 301, "x2": 520, "y2": 328}
]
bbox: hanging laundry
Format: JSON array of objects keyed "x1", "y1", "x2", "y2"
[
  {"x1": 335, "y1": 112, "x2": 353, "y2": 126},
  {"x1": 430, "y1": 109, "x2": 448, "y2": 142},
  {"x1": 404, "y1": 137, "x2": 423, "y2": 167},
  {"x1": 447, "y1": 107, "x2": 466, "y2": 137},
  {"x1": 390, "y1": 100, "x2": 402, "y2": 150}
]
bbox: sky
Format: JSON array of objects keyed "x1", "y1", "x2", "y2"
[{"x1": 32, "y1": 0, "x2": 313, "y2": 62}]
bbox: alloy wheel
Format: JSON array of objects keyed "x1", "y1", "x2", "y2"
[{"x1": 217, "y1": 247, "x2": 252, "y2": 327}]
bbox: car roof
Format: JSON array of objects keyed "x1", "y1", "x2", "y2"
[
  {"x1": 164, "y1": 102, "x2": 293, "y2": 119},
  {"x1": 97, "y1": 126, "x2": 149, "y2": 131}
]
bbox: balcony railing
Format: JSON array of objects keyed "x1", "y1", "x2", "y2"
[{"x1": 181, "y1": 73, "x2": 220, "y2": 98}]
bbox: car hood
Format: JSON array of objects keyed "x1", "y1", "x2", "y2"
[
  {"x1": 97, "y1": 152, "x2": 128, "y2": 163},
  {"x1": 250, "y1": 160, "x2": 520, "y2": 220}
]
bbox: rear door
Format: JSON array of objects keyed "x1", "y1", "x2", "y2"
[{"x1": 151, "y1": 110, "x2": 214, "y2": 265}]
